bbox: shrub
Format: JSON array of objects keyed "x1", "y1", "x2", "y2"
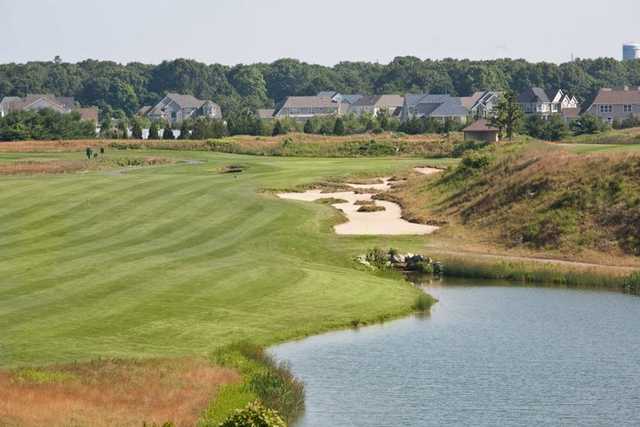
[
  {"x1": 357, "y1": 204, "x2": 385, "y2": 212},
  {"x1": 365, "y1": 247, "x2": 389, "y2": 270},
  {"x1": 623, "y1": 272, "x2": 640, "y2": 295},
  {"x1": 218, "y1": 401, "x2": 286, "y2": 427},
  {"x1": 413, "y1": 293, "x2": 435, "y2": 312}
]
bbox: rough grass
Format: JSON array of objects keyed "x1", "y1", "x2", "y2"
[
  {"x1": 0, "y1": 150, "x2": 434, "y2": 368},
  {"x1": 0, "y1": 358, "x2": 239, "y2": 427},
  {"x1": 0, "y1": 156, "x2": 173, "y2": 175},
  {"x1": 389, "y1": 140, "x2": 640, "y2": 258}
]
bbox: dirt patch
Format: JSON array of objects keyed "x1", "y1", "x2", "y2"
[
  {"x1": 220, "y1": 164, "x2": 246, "y2": 174},
  {"x1": 414, "y1": 166, "x2": 444, "y2": 176},
  {"x1": 0, "y1": 358, "x2": 239, "y2": 427}
]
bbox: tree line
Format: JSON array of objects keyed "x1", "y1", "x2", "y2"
[{"x1": 1, "y1": 57, "x2": 639, "y2": 120}]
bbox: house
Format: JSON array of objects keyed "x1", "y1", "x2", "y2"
[
  {"x1": 142, "y1": 93, "x2": 222, "y2": 124},
  {"x1": 463, "y1": 119, "x2": 500, "y2": 142},
  {"x1": 256, "y1": 109, "x2": 275, "y2": 120},
  {"x1": 274, "y1": 96, "x2": 344, "y2": 120},
  {"x1": 461, "y1": 91, "x2": 502, "y2": 118},
  {"x1": 348, "y1": 95, "x2": 404, "y2": 116},
  {"x1": 585, "y1": 87, "x2": 640, "y2": 124},
  {"x1": 401, "y1": 94, "x2": 469, "y2": 123},
  {"x1": 517, "y1": 88, "x2": 579, "y2": 119},
  {"x1": 0, "y1": 94, "x2": 98, "y2": 123},
  {"x1": 316, "y1": 91, "x2": 363, "y2": 106}
]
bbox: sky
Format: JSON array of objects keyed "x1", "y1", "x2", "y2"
[{"x1": 1, "y1": 0, "x2": 639, "y2": 66}]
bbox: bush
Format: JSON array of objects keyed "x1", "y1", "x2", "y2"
[
  {"x1": 623, "y1": 272, "x2": 640, "y2": 295},
  {"x1": 413, "y1": 293, "x2": 435, "y2": 311},
  {"x1": 218, "y1": 401, "x2": 286, "y2": 427}
]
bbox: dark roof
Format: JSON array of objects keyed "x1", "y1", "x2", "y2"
[
  {"x1": 279, "y1": 96, "x2": 337, "y2": 109},
  {"x1": 351, "y1": 95, "x2": 379, "y2": 107},
  {"x1": 341, "y1": 94, "x2": 364, "y2": 104},
  {"x1": 165, "y1": 93, "x2": 208, "y2": 109},
  {"x1": 517, "y1": 87, "x2": 550, "y2": 103},
  {"x1": 591, "y1": 88, "x2": 640, "y2": 105},
  {"x1": 430, "y1": 98, "x2": 468, "y2": 117},
  {"x1": 463, "y1": 119, "x2": 498, "y2": 132}
]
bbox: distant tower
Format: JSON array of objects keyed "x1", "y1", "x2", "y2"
[{"x1": 623, "y1": 43, "x2": 640, "y2": 61}]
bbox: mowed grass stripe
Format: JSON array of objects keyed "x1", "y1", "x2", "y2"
[
  {"x1": 0, "y1": 199, "x2": 282, "y2": 312},
  {"x1": 0, "y1": 152, "x2": 425, "y2": 367},
  {"x1": 0, "y1": 176, "x2": 219, "y2": 263}
]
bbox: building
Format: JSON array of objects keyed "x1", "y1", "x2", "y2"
[
  {"x1": 316, "y1": 91, "x2": 363, "y2": 106},
  {"x1": 274, "y1": 96, "x2": 344, "y2": 120},
  {"x1": 461, "y1": 91, "x2": 502, "y2": 118},
  {"x1": 623, "y1": 43, "x2": 640, "y2": 61},
  {"x1": 462, "y1": 119, "x2": 500, "y2": 142},
  {"x1": 401, "y1": 94, "x2": 469, "y2": 123},
  {"x1": 517, "y1": 88, "x2": 579, "y2": 120},
  {"x1": 585, "y1": 87, "x2": 640, "y2": 124},
  {"x1": 348, "y1": 94, "x2": 404, "y2": 116},
  {"x1": 142, "y1": 93, "x2": 222, "y2": 125},
  {"x1": 0, "y1": 94, "x2": 98, "y2": 123}
]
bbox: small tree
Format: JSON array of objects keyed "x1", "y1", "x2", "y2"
[
  {"x1": 131, "y1": 121, "x2": 143, "y2": 139},
  {"x1": 333, "y1": 117, "x2": 345, "y2": 135},
  {"x1": 162, "y1": 123, "x2": 175, "y2": 140},
  {"x1": 178, "y1": 121, "x2": 190, "y2": 140},
  {"x1": 303, "y1": 120, "x2": 314, "y2": 134},
  {"x1": 489, "y1": 91, "x2": 523, "y2": 140},
  {"x1": 571, "y1": 114, "x2": 608, "y2": 135},
  {"x1": 117, "y1": 120, "x2": 129, "y2": 139},
  {"x1": 272, "y1": 120, "x2": 284, "y2": 136},
  {"x1": 85, "y1": 146, "x2": 93, "y2": 160},
  {"x1": 148, "y1": 122, "x2": 160, "y2": 139}
]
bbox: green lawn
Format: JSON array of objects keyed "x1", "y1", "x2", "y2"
[{"x1": 0, "y1": 151, "x2": 453, "y2": 367}]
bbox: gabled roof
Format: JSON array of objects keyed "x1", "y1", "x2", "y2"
[
  {"x1": 463, "y1": 119, "x2": 498, "y2": 132},
  {"x1": 317, "y1": 91, "x2": 339, "y2": 98},
  {"x1": 341, "y1": 94, "x2": 364, "y2": 104},
  {"x1": 165, "y1": 93, "x2": 209, "y2": 109},
  {"x1": 517, "y1": 87, "x2": 551, "y2": 103},
  {"x1": 279, "y1": 96, "x2": 337, "y2": 109},
  {"x1": 591, "y1": 88, "x2": 640, "y2": 105},
  {"x1": 430, "y1": 98, "x2": 468, "y2": 117},
  {"x1": 0, "y1": 94, "x2": 77, "y2": 113}
]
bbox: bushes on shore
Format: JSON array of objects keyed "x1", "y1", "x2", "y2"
[{"x1": 201, "y1": 342, "x2": 304, "y2": 426}]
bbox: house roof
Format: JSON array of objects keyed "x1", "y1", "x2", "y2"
[
  {"x1": 591, "y1": 88, "x2": 640, "y2": 104},
  {"x1": 341, "y1": 94, "x2": 364, "y2": 104},
  {"x1": 430, "y1": 98, "x2": 468, "y2": 117},
  {"x1": 165, "y1": 93, "x2": 208, "y2": 109},
  {"x1": 352, "y1": 94, "x2": 403, "y2": 108},
  {"x1": 460, "y1": 91, "x2": 485, "y2": 109},
  {"x1": 517, "y1": 87, "x2": 551, "y2": 103},
  {"x1": 137, "y1": 106, "x2": 152, "y2": 116},
  {"x1": 317, "y1": 91, "x2": 339, "y2": 98},
  {"x1": 463, "y1": 119, "x2": 498, "y2": 132},
  {"x1": 0, "y1": 94, "x2": 77, "y2": 113},
  {"x1": 279, "y1": 96, "x2": 337, "y2": 109},
  {"x1": 74, "y1": 107, "x2": 99, "y2": 122},
  {"x1": 257, "y1": 109, "x2": 275, "y2": 119}
]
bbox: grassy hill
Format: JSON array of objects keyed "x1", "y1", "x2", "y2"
[
  {"x1": 391, "y1": 139, "x2": 640, "y2": 260},
  {"x1": 0, "y1": 149, "x2": 452, "y2": 367}
]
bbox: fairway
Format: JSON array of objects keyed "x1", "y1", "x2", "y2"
[{"x1": 0, "y1": 151, "x2": 452, "y2": 367}]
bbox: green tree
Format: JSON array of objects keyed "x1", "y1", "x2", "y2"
[
  {"x1": 162, "y1": 123, "x2": 175, "y2": 140},
  {"x1": 272, "y1": 120, "x2": 284, "y2": 136},
  {"x1": 148, "y1": 122, "x2": 160, "y2": 139},
  {"x1": 303, "y1": 120, "x2": 314, "y2": 134},
  {"x1": 178, "y1": 121, "x2": 190, "y2": 139},
  {"x1": 131, "y1": 121, "x2": 143, "y2": 139},
  {"x1": 571, "y1": 114, "x2": 608, "y2": 135},
  {"x1": 117, "y1": 120, "x2": 129, "y2": 139},
  {"x1": 489, "y1": 91, "x2": 523, "y2": 140},
  {"x1": 85, "y1": 147, "x2": 93, "y2": 160},
  {"x1": 333, "y1": 117, "x2": 345, "y2": 135}
]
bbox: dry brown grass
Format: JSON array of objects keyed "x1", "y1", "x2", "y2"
[
  {"x1": 0, "y1": 160, "x2": 91, "y2": 175},
  {"x1": 0, "y1": 358, "x2": 239, "y2": 427}
]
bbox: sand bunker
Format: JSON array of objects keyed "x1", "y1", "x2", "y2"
[
  {"x1": 278, "y1": 178, "x2": 439, "y2": 236},
  {"x1": 414, "y1": 167, "x2": 444, "y2": 176}
]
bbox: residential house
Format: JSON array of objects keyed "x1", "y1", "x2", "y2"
[
  {"x1": 348, "y1": 94, "x2": 404, "y2": 117},
  {"x1": 401, "y1": 94, "x2": 469, "y2": 123},
  {"x1": 142, "y1": 93, "x2": 222, "y2": 125},
  {"x1": 517, "y1": 88, "x2": 579, "y2": 120},
  {"x1": 316, "y1": 91, "x2": 363, "y2": 106},
  {"x1": 585, "y1": 87, "x2": 640, "y2": 124},
  {"x1": 461, "y1": 91, "x2": 502, "y2": 118},
  {"x1": 0, "y1": 94, "x2": 98, "y2": 124},
  {"x1": 462, "y1": 119, "x2": 500, "y2": 142},
  {"x1": 274, "y1": 96, "x2": 344, "y2": 120}
]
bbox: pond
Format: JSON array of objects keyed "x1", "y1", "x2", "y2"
[{"x1": 270, "y1": 279, "x2": 640, "y2": 426}]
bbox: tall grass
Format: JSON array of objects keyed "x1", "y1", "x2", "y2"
[
  {"x1": 439, "y1": 256, "x2": 638, "y2": 294},
  {"x1": 203, "y1": 342, "x2": 305, "y2": 425}
]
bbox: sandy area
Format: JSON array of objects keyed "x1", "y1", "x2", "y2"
[
  {"x1": 414, "y1": 167, "x2": 444, "y2": 175},
  {"x1": 278, "y1": 178, "x2": 439, "y2": 236}
]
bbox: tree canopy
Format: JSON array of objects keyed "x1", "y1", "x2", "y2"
[{"x1": 1, "y1": 57, "x2": 639, "y2": 120}]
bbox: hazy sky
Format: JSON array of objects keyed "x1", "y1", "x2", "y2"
[{"x1": 1, "y1": 0, "x2": 638, "y2": 66}]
